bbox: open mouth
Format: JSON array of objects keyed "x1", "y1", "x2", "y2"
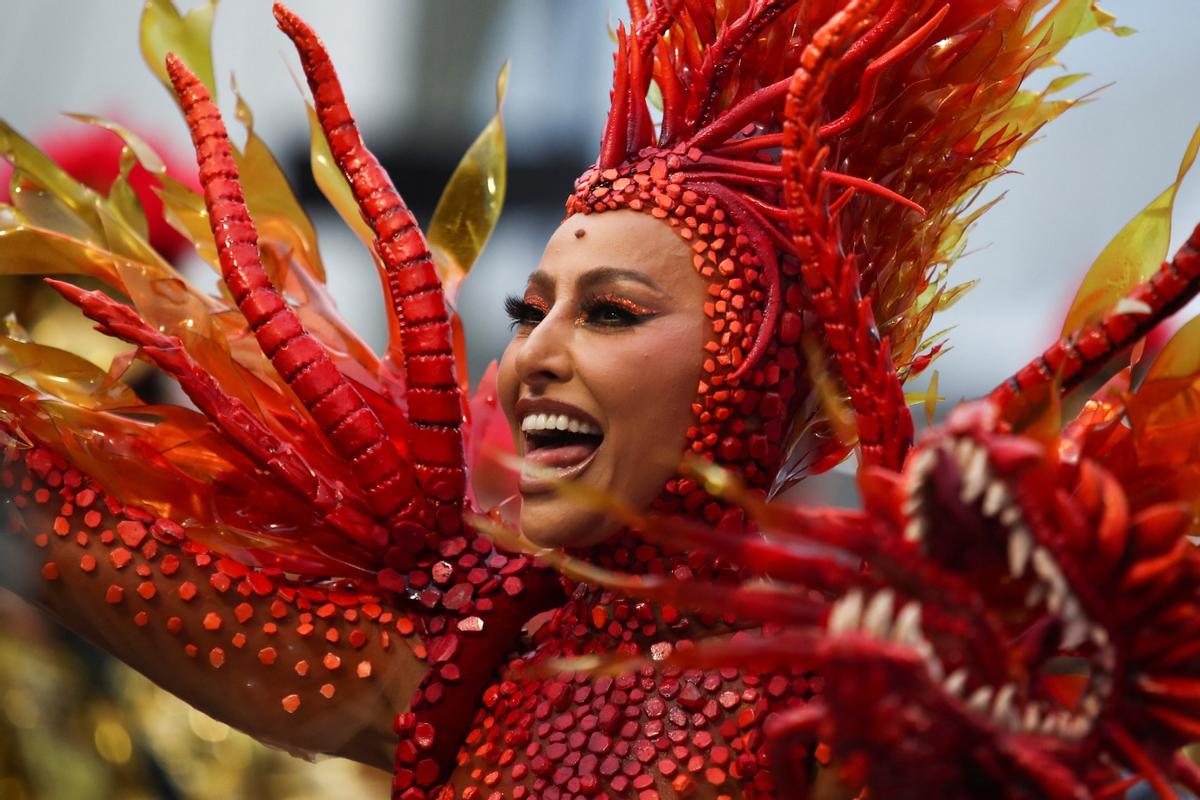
[
  {"x1": 517, "y1": 406, "x2": 604, "y2": 492},
  {"x1": 884, "y1": 436, "x2": 1115, "y2": 742}
]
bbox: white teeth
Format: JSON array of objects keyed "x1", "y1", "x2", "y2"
[
  {"x1": 1023, "y1": 703, "x2": 1042, "y2": 732},
  {"x1": 1025, "y1": 582, "x2": 1045, "y2": 607},
  {"x1": 960, "y1": 446, "x2": 989, "y2": 503},
  {"x1": 967, "y1": 685, "x2": 994, "y2": 712},
  {"x1": 999, "y1": 506, "x2": 1022, "y2": 526},
  {"x1": 521, "y1": 412, "x2": 600, "y2": 435},
  {"x1": 893, "y1": 602, "x2": 922, "y2": 645},
  {"x1": 1008, "y1": 529, "x2": 1032, "y2": 578},
  {"x1": 982, "y1": 481, "x2": 1008, "y2": 516},
  {"x1": 1061, "y1": 619, "x2": 1089, "y2": 650},
  {"x1": 943, "y1": 668, "x2": 968, "y2": 697},
  {"x1": 903, "y1": 517, "x2": 926, "y2": 543},
  {"x1": 828, "y1": 590, "x2": 864, "y2": 634},
  {"x1": 992, "y1": 683, "x2": 1016, "y2": 723},
  {"x1": 1080, "y1": 695, "x2": 1101, "y2": 720},
  {"x1": 863, "y1": 590, "x2": 895, "y2": 638}
]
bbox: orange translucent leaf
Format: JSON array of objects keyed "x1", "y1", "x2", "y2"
[
  {"x1": 0, "y1": 333, "x2": 142, "y2": 410},
  {"x1": 305, "y1": 102, "x2": 374, "y2": 251},
  {"x1": 427, "y1": 62, "x2": 509, "y2": 304},
  {"x1": 1127, "y1": 315, "x2": 1200, "y2": 469},
  {"x1": 1062, "y1": 120, "x2": 1200, "y2": 334},
  {"x1": 139, "y1": 0, "x2": 218, "y2": 100}
]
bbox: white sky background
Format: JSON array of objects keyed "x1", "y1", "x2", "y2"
[{"x1": 1, "y1": 1, "x2": 1198, "y2": 407}]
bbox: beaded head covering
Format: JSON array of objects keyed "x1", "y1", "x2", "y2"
[{"x1": 567, "y1": 0, "x2": 1092, "y2": 527}]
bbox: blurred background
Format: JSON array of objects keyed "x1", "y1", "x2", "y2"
[{"x1": 0, "y1": 1, "x2": 1198, "y2": 797}]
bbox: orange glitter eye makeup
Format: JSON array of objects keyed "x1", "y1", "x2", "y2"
[{"x1": 577, "y1": 293, "x2": 658, "y2": 327}]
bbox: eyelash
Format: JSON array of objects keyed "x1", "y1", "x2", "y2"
[{"x1": 503, "y1": 293, "x2": 657, "y2": 331}]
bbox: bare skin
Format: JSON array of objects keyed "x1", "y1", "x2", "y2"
[{"x1": 498, "y1": 210, "x2": 708, "y2": 547}]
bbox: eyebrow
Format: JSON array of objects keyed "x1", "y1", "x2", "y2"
[{"x1": 524, "y1": 266, "x2": 666, "y2": 296}]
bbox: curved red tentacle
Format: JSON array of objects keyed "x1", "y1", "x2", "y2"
[
  {"x1": 164, "y1": 54, "x2": 425, "y2": 538},
  {"x1": 688, "y1": 0, "x2": 801, "y2": 130},
  {"x1": 780, "y1": 0, "x2": 914, "y2": 471},
  {"x1": 990, "y1": 218, "x2": 1200, "y2": 422},
  {"x1": 818, "y1": 4, "x2": 949, "y2": 140},
  {"x1": 45, "y1": 279, "x2": 385, "y2": 554},
  {"x1": 273, "y1": 3, "x2": 466, "y2": 532}
]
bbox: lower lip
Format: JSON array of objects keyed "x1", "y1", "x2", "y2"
[{"x1": 518, "y1": 441, "x2": 601, "y2": 495}]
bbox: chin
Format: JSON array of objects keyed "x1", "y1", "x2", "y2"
[{"x1": 519, "y1": 500, "x2": 620, "y2": 549}]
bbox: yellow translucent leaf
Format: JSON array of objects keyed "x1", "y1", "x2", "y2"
[
  {"x1": 1044, "y1": 73, "x2": 1090, "y2": 97},
  {"x1": 0, "y1": 120, "x2": 103, "y2": 238},
  {"x1": 306, "y1": 103, "x2": 375, "y2": 250},
  {"x1": 0, "y1": 333, "x2": 142, "y2": 410},
  {"x1": 903, "y1": 371, "x2": 942, "y2": 425},
  {"x1": 8, "y1": 182, "x2": 95, "y2": 242},
  {"x1": 1129, "y1": 316, "x2": 1200, "y2": 468},
  {"x1": 1062, "y1": 120, "x2": 1200, "y2": 334},
  {"x1": 427, "y1": 62, "x2": 509, "y2": 304},
  {"x1": 140, "y1": 0, "x2": 218, "y2": 99},
  {"x1": 231, "y1": 82, "x2": 326, "y2": 284},
  {"x1": 156, "y1": 174, "x2": 217, "y2": 268},
  {"x1": 63, "y1": 113, "x2": 167, "y2": 175},
  {"x1": 107, "y1": 146, "x2": 151, "y2": 242},
  {"x1": 0, "y1": 225, "x2": 125, "y2": 285}
]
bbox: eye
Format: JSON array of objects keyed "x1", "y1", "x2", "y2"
[
  {"x1": 580, "y1": 294, "x2": 657, "y2": 328},
  {"x1": 505, "y1": 295, "x2": 547, "y2": 331}
]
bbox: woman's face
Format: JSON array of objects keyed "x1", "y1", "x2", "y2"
[{"x1": 498, "y1": 210, "x2": 707, "y2": 547}]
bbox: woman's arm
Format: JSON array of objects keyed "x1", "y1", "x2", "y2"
[{"x1": 1, "y1": 443, "x2": 424, "y2": 771}]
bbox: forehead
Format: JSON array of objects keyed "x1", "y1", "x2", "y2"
[{"x1": 533, "y1": 210, "x2": 695, "y2": 291}]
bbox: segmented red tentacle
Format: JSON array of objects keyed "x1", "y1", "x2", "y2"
[
  {"x1": 164, "y1": 55, "x2": 425, "y2": 536},
  {"x1": 46, "y1": 279, "x2": 385, "y2": 553},
  {"x1": 273, "y1": 4, "x2": 466, "y2": 532},
  {"x1": 819, "y1": 4, "x2": 948, "y2": 140},
  {"x1": 781, "y1": 0, "x2": 913, "y2": 470},
  {"x1": 688, "y1": 0, "x2": 801, "y2": 130},
  {"x1": 990, "y1": 219, "x2": 1200, "y2": 420}
]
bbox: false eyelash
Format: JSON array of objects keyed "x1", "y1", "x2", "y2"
[{"x1": 504, "y1": 294, "x2": 547, "y2": 329}]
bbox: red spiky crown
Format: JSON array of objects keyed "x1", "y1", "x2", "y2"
[{"x1": 568, "y1": 0, "x2": 1109, "y2": 521}]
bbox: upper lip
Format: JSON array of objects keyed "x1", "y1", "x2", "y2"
[{"x1": 513, "y1": 397, "x2": 602, "y2": 433}]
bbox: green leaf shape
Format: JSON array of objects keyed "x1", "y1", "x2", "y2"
[
  {"x1": 427, "y1": 62, "x2": 509, "y2": 304},
  {"x1": 140, "y1": 0, "x2": 218, "y2": 99},
  {"x1": 1062, "y1": 120, "x2": 1200, "y2": 334}
]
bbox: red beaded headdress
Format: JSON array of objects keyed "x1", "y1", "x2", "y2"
[{"x1": 569, "y1": 0, "x2": 1110, "y2": 521}]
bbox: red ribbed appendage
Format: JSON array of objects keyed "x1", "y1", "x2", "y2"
[
  {"x1": 274, "y1": 4, "x2": 466, "y2": 529},
  {"x1": 165, "y1": 54, "x2": 421, "y2": 526},
  {"x1": 991, "y1": 220, "x2": 1200, "y2": 416}
]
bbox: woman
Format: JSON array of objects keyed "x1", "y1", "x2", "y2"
[{"x1": 0, "y1": 1, "x2": 1125, "y2": 797}]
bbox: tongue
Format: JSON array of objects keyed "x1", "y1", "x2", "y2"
[{"x1": 525, "y1": 442, "x2": 598, "y2": 469}]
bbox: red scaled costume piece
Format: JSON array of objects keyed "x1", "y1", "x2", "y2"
[{"x1": 0, "y1": 2, "x2": 1147, "y2": 799}]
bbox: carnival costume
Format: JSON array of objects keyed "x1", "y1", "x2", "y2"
[{"x1": 3, "y1": 1, "x2": 1199, "y2": 799}]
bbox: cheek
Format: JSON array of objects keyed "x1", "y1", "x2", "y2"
[{"x1": 497, "y1": 341, "x2": 520, "y2": 425}]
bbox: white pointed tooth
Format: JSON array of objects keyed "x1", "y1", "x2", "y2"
[
  {"x1": 982, "y1": 481, "x2": 1009, "y2": 517},
  {"x1": 1091, "y1": 626, "x2": 1109, "y2": 648},
  {"x1": 567, "y1": 419, "x2": 581, "y2": 433},
  {"x1": 1061, "y1": 620, "x2": 1088, "y2": 650},
  {"x1": 902, "y1": 495, "x2": 923, "y2": 517},
  {"x1": 1047, "y1": 587, "x2": 1064, "y2": 614},
  {"x1": 904, "y1": 517, "x2": 926, "y2": 543},
  {"x1": 908, "y1": 447, "x2": 936, "y2": 476},
  {"x1": 1022, "y1": 703, "x2": 1042, "y2": 732},
  {"x1": 535, "y1": 413, "x2": 548, "y2": 430},
  {"x1": 863, "y1": 590, "x2": 895, "y2": 638},
  {"x1": 1008, "y1": 529, "x2": 1032, "y2": 578},
  {"x1": 960, "y1": 446, "x2": 989, "y2": 504},
  {"x1": 1040, "y1": 712, "x2": 1063, "y2": 737},
  {"x1": 556, "y1": 414, "x2": 570, "y2": 430},
  {"x1": 992, "y1": 683, "x2": 1016, "y2": 723},
  {"x1": 829, "y1": 590, "x2": 864, "y2": 634},
  {"x1": 999, "y1": 506, "x2": 1022, "y2": 527},
  {"x1": 924, "y1": 654, "x2": 944, "y2": 682},
  {"x1": 1025, "y1": 582, "x2": 1045, "y2": 608},
  {"x1": 954, "y1": 438, "x2": 975, "y2": 466},
  {"x1": 967, "y1": 685, "x2": 994, "y2": 713},
  {"x1": 1080, "y1": 695, "x2": 1101, "y2": 720},
  {"x1": 943, "y1": 668, "x2": 968, "y2": 697},
  {"x1": 1063, "y1": 717, "x2": 1090, "y2": 740},
  {"x1": 1031, "y1": 546, "x2": 1058, "y2": 581},
  {"x1": 521, "y1": 416, "x2": 533, "y2": 431},
  {"x1": 893, "y1": 602, "x2": 922, "y2": 645}
]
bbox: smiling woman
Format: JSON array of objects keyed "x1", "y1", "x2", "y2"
[{"x1": 500, "y1": 211, "x2": 707, "y2": 546}]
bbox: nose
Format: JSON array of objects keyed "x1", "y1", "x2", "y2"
[{"x1": 513, "y1": 311, "x2": 573, "y2": 389}]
